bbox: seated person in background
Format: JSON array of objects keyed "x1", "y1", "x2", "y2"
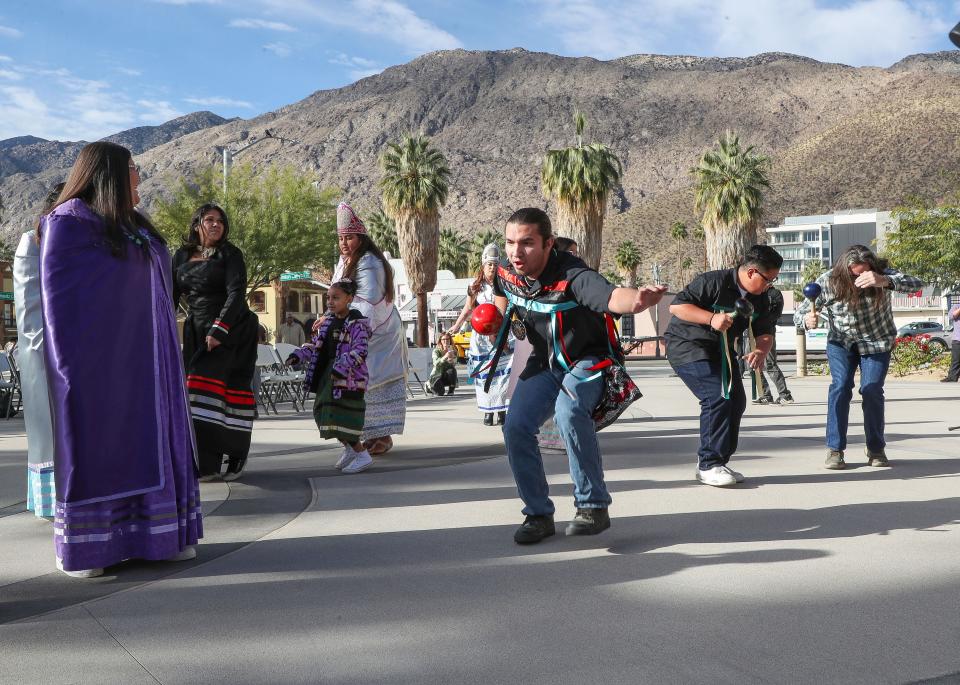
[{"x1": 429, "y1": 333, "x2": 459, "y2": 396}]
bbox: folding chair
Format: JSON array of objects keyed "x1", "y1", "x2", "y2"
[
  {"x1": 0, "y1": 349, "x2": 22, "y2": 419},
  {"x1": 269, "y1": 345, "x2": 303, "y2": 412},
  {"x1": 406, "y1": 348, "x2": 433, "y2": 397},
  {"x1": 255, "y1": 344, "x2": 279, "y2": 414}
]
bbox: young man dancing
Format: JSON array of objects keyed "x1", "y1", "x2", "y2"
[
  {"x1": 493, "y1": 208, "x2": 666, "y2": 544},
  {"x1": 665, "y1": 245, "x2": 782, "y2": 487}
]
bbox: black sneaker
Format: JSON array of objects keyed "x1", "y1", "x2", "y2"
[
  {"x1": 752, "y1": 396, "x2": 774, "y2": 405},
  {"x1": 483, "y1": 413, "x2": 494, "y2": 426},
  {"x1": 565, "y1": 508, "x2": 611, "y2": 536},
  {"x1": 513, "y1": 515, "x2": 555, "y2": 544},
  {"x1": 496, "y1": 411, "x2": 506, "y2": 425},
  {"x1": 778, "y1": 392, "x2": 795, "y2": 404},
  {"x1": 223, "y1": 457, "x2": 247, "y2": 482}
]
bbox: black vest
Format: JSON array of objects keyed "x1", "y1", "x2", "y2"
[{"x1": 496, "y1": 251, "x2": 619, "y2": 380}]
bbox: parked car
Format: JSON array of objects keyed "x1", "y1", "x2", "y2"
[
  {"x1": 775, "y1": 311, "x2": 828, "y2": 352},
  {"x1": 451, "y1": 327, "x2": 472, "y2": 362},
  {"x1": 897, "y1": 321, "x2": 944, "y2": 337},
  {"x1": 896, "y1": 321, "x2": 949, "y2": 354}
]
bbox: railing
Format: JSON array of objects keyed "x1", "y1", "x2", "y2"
[{"x1": 891, "y1": 294, "x2": 942, "y2": 310}]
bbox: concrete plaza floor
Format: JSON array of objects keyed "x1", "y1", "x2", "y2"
[{"x1": 1, "y1": 363, "x2": 959, "y2": 684}]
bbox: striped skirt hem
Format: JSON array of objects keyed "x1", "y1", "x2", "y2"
[{"x1": 27, "y1": 464, "x2": 55, "y2": 518}]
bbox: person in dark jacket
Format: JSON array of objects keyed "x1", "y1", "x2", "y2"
[
  {"x1": 665, "y1": 245, "x2": 782, "y2": 487},
  {"x1": 173, "y1": 203, "x2": 258, "y2": 482}
]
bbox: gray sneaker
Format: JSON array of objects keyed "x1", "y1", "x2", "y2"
[
  {"x1": 865, "y1": 448, "x2": 890, "y2": 467},
  {"x1": 825, "y1": 450, "x2": 845, "y2": 470}
]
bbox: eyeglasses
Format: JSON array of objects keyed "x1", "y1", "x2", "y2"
[{"x1": 751, "y1": 269, "x2": 777, "y2": 285}]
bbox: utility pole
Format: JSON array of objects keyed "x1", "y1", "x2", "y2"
[
  {"x1": 218, "y1": 129, "x2": 302, "y2": 199},
  {"x1": 652, "y1": 262, "x2": 663, "y2": 358}
]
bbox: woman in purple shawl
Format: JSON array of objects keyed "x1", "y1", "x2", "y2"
[{"x1": 40, "y1": 142, "x2": 202, "y2": 578}]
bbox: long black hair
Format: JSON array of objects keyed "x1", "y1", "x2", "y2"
[
  {"x1": 46, "y1": 141, "x2": 160, "y2": 255},
  {"x1": 183, "y1": 203, "x2": 231, "y2": 250},
  {"x1": 342, "y1": 233, "x2": 395, "y2": 302}
]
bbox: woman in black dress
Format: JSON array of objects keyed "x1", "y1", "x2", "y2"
[{"x1": 173, "y1": 203, "x2": 258, "y2": 482}]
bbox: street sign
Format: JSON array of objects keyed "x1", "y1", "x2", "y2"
[
  {"x1": 0, "y1": 292, "x2": 12, "y2": 301},
  {"x1": 280, "y1": 271, "x2": 310, "y2": 282}
]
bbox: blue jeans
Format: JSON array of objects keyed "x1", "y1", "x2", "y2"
[
  {"x1": 674, "y1": 359, "x2": 746, "y2": 470},
  {"x1": 502, "y1": 357, "x2": 610, "y2": 516},
  {"x1": 826, "y1": 342, "x2": 890, "y2": 452}
]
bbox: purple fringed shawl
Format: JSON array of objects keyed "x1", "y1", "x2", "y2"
[{"x1": 41, "y1": 200, "x2": 170, "y2": 505}]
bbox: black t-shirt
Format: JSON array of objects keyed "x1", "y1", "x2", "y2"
[
  {"x1": 493, "y1": 250, "x2": 617, "y2": 378},
  {"x1": 664, "y1": 268, "x2": 777, "y2": 368}
]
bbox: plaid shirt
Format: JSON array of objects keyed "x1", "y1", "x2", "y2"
[{"x1": 794, "y1": 269, "x2": 923, "y2": 354}]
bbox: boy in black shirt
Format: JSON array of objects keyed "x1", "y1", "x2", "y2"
[
  {"x1": 664, "y1": 245, "x2": 782, "y2": 487},
  {"x1": 493, "y1": 208, "x2": 666, "y2": 544}
]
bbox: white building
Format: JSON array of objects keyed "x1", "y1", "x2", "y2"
[
  {"x1": 766, "y1": 209, "x2": 896, "y2": 285},
  {"x1": 390, "y1": 258, "x2": 474, "y2": 343}
]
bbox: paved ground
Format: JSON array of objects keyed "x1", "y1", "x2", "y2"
[{"x1": 2, "y1": 362, "x2": 959, "y2": 685}]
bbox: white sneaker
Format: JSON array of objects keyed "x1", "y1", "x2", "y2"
[
  {"x1": 166, "y1": 546, "x2": 197, "y2": 562},
  {"x1": 342, "y1": 450, "x2": 373, "y2": 474},
  {"x1": 696, "y1": 466, "x2": 737, "y2": 487},
  {"x1": 56, "y1": 558, "x2": 104, "y2": 578},
  {"x1": 335, "y1": 447, "x2": 357, "y2": 470},
  {"x1": 722, "y1": 465, "x2": 745, "y2": 483}
]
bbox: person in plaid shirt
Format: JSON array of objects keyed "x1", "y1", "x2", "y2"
[{"x1": 794, "y1": 244, "x2": 923, "y2": 470}]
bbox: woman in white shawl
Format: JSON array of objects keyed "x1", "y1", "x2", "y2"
[
  {"x1": 325, "y1": 203, "x2": 406, "y2": 454},
  {"x1": 447, "y1": 244, "x2": 514, "y2": 426}
]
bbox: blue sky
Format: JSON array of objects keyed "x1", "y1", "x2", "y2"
[{"x1": 0, "y1": 0, "x2": 957, "y2": 141}]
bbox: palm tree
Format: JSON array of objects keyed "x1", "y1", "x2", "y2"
[
  {"x1": 680, "y1": 256, "x2": 694, "y2": 284},
  {"x1": 613, "y1": 240, "x2": 642, "y2": 287},
  {"x1": 693, "y1": 222, "x2": 707, "y2": 272},
  {"x1": 691, "y1": 131, "x2": 771, "y2": 269},
  {"x1": 365, "y1": 207, "x2": 399, "y2": 258},
  {"x1": 468, "y1": 228, "x2": 505, "y2": 273},
  {"x1": 541, "y1": 111, "x2": 622, "y2": 270},
  {"x1": 439, "y1": 228, "x2": 470, "y2": 277},
  {"x1": 379, "y1": 134, "x2": 451, "y2": 347},
  {"x1": 670, "y1": 221, "x2": 688, "y2": 286}
]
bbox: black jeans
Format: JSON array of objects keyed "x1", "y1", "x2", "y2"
[
  {"x1": 674, "y1": 359, "x2": 747, "y2": 470},
  {"x1": 431, "y1": 368, "x2": 458, "y2": 395},
  {"x1": 947, "y1": 341, "x2": 960, "y2": 381}
]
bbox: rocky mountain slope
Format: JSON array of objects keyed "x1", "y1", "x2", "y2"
[
  {"x1": 3, "y1": 49, "x2": 959, "y2": 285},
  {"x1": 0, "y1": 111, "x2": 227, "y2": 233}
]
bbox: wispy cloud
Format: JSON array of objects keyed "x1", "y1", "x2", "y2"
[
  {"x1": 0, "y1": 24, "x2": 22, "y2": 38},
  {"x1": 262, "y1": 0, "x2": 462, "y2": 54},
  {"x1": 329, "y1": 52, "x2": 382, "y2": 79},
  {"x1": 116, "y1": 67, "x2": 143, "y2": 77},
  {"x1": 137, "y1": 99, "x2": 183, "y2": 122},
  {"x1": 0, "y1": 69, "x2": 20, "y2": 81},
  {"x1": 263, "y1": 41, "x2": 292, "y2": 57},
  {"x1": 0, "y1": 66, "x2": 189, "y2": 140},
  {"x1": 533, "y1": 0, "x2": 953, "y2": 66},
  {"x1": 185, "y1": 95, "x2": 254, "y2": 109},
  {"x1": 229, "y1": 17, "x2": 296, "y2": 31}
]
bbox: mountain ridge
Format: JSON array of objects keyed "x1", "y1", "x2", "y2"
[{"x1": 2, "y1": 48, "x2": 958, "y2": 284}]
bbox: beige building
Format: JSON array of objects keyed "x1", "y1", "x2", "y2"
[{"x1": 250, "y1": 273, "x2": 328, "y2": 342}]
